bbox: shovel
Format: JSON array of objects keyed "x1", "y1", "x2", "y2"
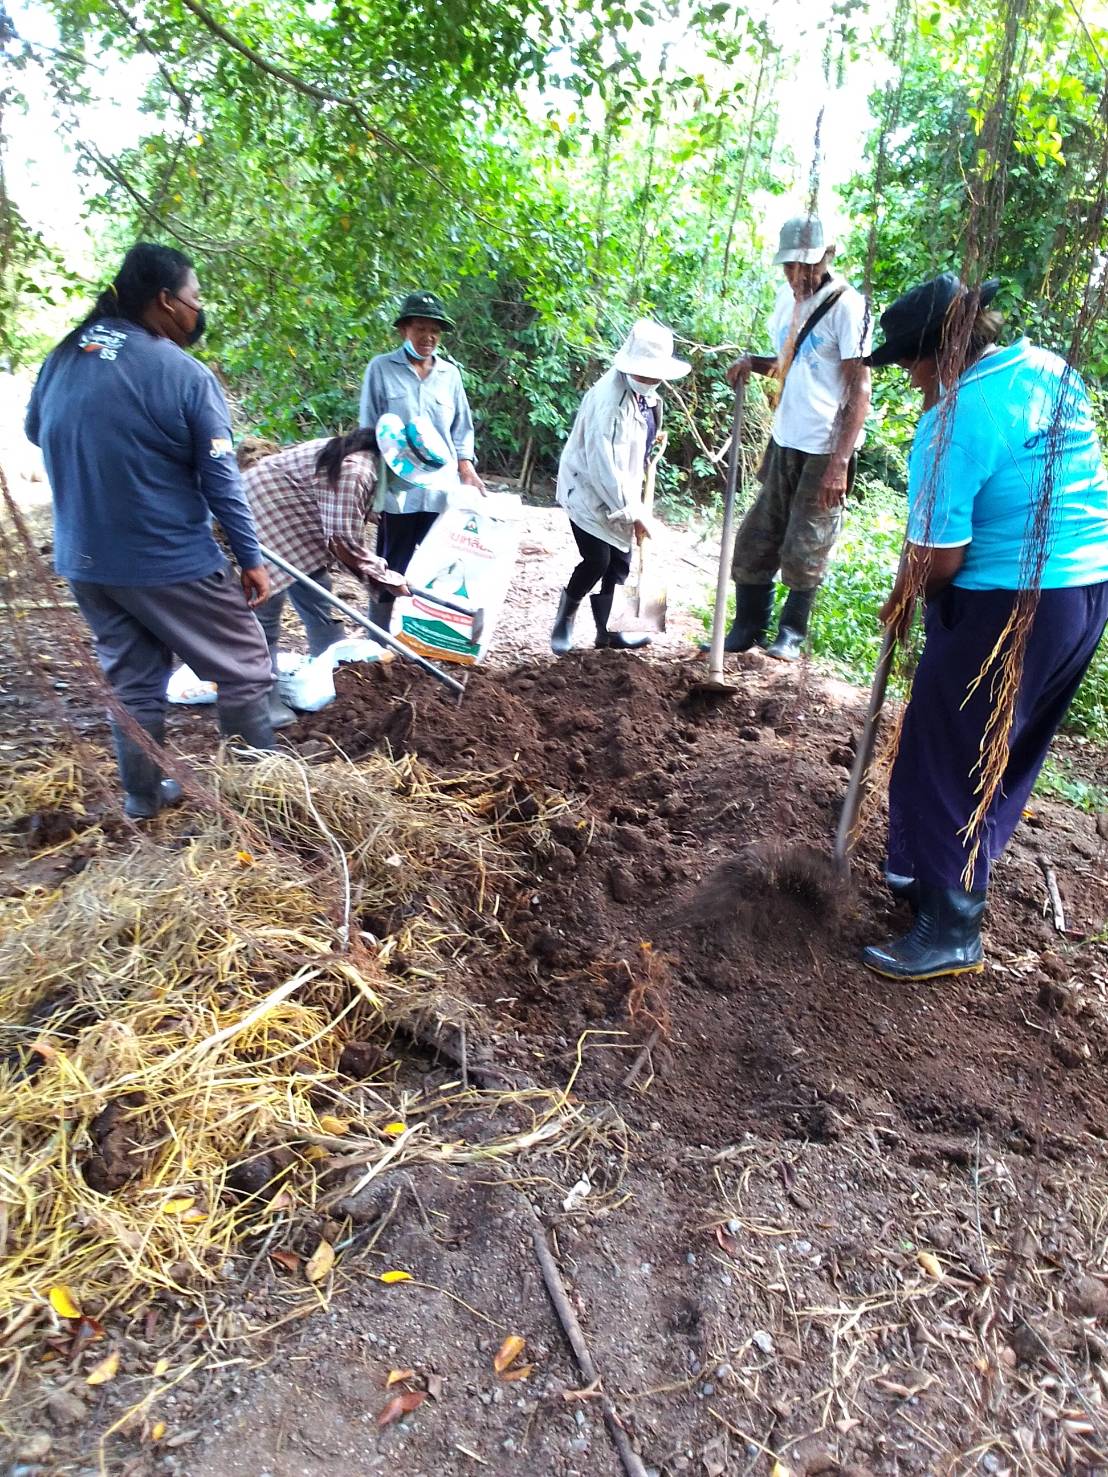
[
  {"x1": 258, "y1": 543, "x2": 465, "y2": 699},
  {"x1": 690, "y1": 381, "x2": 745, "y2": 698},
  {"x1": 832, "y1": 627, "x2": 897, "y2": 875},
  {"x1": 618, "y1": 430, "x2": 668, "y2": 634}
]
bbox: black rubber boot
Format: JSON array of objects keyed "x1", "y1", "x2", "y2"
[
  {"x1": 699, "y1": 582, "x2": 774, "y2": 654},
  {"x1": 862, "y1": 883, "x2": 987, "y2": 981},
  {"x1": 550, "y1": 590, "x2": 580, "y2": 656},
  {"x1": 885, "y1": 870, "x2": 919, "y2": 911},
  {"x1": 217, "y1": 696, "x2": 277, "y2": 751},
  {"x1": 765, "y1": 587, "x2": 816, "y2": 661},
  {"x1": 591, "y1": 591, "x2": 650, "y2": 650},
  {"x1": 111, "y1": 715, "x2": 183, "y2": 821}
]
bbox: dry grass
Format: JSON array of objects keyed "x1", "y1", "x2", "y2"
[{"x1": 0, "y1": 747, "x2": 588, "y2": 1415}]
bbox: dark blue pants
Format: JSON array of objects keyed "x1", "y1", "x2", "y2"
[
  {"x1": 888, "y1": 582, "x2": 1108, "y2": 890},
  {"x1": 375, "y1": 510, "x2": 437, "y2": 607}
]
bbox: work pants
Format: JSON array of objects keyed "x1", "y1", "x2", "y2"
[
  {"x1": 888, "y1": 582, "x2": 1108, "y2": 890},
  {"x1": 71, "y1": 565, "x2": 274, "y2": 725},
  {"x1": 254, "y1": 569, "x2": 344, "y2": 669},
  {"x1": 375, "y1": 511, "x2": 438, "y2": 606},
  {"x1": 731, "y1": 439, "x2": 854, "y2": 590},
  {"x1": 565, "y1": 521, "x2": 632, "y2": 603}
]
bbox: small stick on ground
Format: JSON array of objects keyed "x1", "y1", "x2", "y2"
[
  {"x1": 1038, "y1": 855, "x2": 1066, "y2": 932},
  {"x1": 622, "y1": 1028, "x2": 661, "y2": 1090},
  {"x1": 523, "y1": 1199, "x2": 650, "y2": 1477}
]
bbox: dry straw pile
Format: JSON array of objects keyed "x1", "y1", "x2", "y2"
[{"x1": 0, "y1": 748, "x2": 581, "y2": 1373}]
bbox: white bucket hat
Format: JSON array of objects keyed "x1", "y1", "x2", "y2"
[
  {"x1": 612, "y1": 318, "x2": 691, "y2": 381},
  {"x1": 773, "y1": 215, "x2": 833, "y2": 265}
]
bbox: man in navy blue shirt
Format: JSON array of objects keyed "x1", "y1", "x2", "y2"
[{"x1": 25, "y1": 242, "x2": 279, "y2": 817}]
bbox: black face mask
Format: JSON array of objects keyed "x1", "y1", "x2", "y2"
[{"x1": 170, "y1": 293, "x2": 206, "y2": 345}]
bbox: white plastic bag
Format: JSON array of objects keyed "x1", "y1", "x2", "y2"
[
  {"x1": 278, "y1": 637, "x2": 386, "y2": 712},
  {"x1": 167, "y1": 651, "x2": 304, "y2": 706},
  {"x1": 393, "y1": 491, "x2": 523, "y2": 666},
  {"x1": 167, "y1": 664, "x2": 217, "y2": 705}
]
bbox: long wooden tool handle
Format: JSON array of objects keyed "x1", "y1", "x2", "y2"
[
  {"x1": 833, "y1": 627, "x2": 897, "y2": 873},
  {"x1": 258, "y1": 543, "x2": 465, "y2": 698},
  {"x1": 708, "y1": 382, "x2": 745, "y2": 686}
]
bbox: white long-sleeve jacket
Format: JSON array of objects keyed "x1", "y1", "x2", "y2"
[{"x1": 556, "y1": 369, "x2": 655, "y2": 553}]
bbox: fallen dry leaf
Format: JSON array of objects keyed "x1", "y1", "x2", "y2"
[
  {"x1": 318, "y1": 1114, "x2": 349, "y2": 1135},
  {"x1": 305, "y1": 1240, "x2": 335, "y2": 1284},
  {"x1": 270, "y1": 1249, "x2": 302, "y2": 1275},
  {"x1": 714, "y1": 1224, "x2": 739, "y2": 1257},
  {"x1": 426, "y1": 1372, "x2": 444, "y2": 1401},
  {"x1": 162, "y1": 1197, "x2": 195, "y2": 1216},
  {"x1": 383, "y1": 1121, "x2": 406, "y2": 1137},
  {"x1": 70, "y1": 1316, "x2": 106, "y2": 1357},
  {"x1": 153, "y1": 1357, "x2": 170, "y2": 1378},
  {"x1": 235, "y1": 850, "x2": 255, "y2": 867},
  {"x1": 377, "y1": 1390, "x2": 426, "y2": 1428},
  {"x1": 493, "y1": 1334, "x2": 526, "y2": 1374},
  {"x1": 86, "y1": 1349, "x2": 121, "y2": 1386},
  {"x1": 150, "y1": 1421, "x2": 167, "y2": 1442},
  {"x1": 386, "y1": 1368, "x2": 416, "y2": 1387},
  {"x1": 380, "y1": 1269, "x2": 412, "y2": 1284},
  {"x1": 500, "y1": 1363, "x2": 533, "y2": 1382},
  {"x1": 49, "y1": 1285, "x2": 81, "y2": 1321},
  {"x1": 917, "y1": 1250, "x2": 944, "y2": 1280}
]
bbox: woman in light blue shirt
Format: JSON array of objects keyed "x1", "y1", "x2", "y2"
[
  {"x1": 862, "y1": 274, "x2": 1108, "y2": 981},
  {"x1": 358, "y1": 290, "x2": 483, "y2": 629}
]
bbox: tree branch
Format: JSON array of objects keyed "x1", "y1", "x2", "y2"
[{"x1": 175, "y1": 0, "x2": 518, "y2": 236}]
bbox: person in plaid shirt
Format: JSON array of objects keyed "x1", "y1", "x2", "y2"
[{"x1": 242, "y1": 430, "x2": 403, "y2": 675}]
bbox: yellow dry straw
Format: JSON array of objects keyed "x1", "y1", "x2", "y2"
[{"x1": 0, "y1": 748, "x2": 579, "y2": 1335}]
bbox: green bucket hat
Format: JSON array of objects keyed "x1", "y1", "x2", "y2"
[{"x1": 394, "y1": 290, "x2": 455, "y2": 330}]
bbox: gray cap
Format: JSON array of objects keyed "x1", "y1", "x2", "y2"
[{"x1": 773, "y1": 216, "x2": 830, "y2": 265}]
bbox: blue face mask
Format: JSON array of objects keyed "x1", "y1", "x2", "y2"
[{"x1": 403, "y1": 338, "x2": 425, "y2": 361}]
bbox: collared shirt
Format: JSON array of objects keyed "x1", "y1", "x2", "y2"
[
  {"x1": 244, "y1": 439, "x2": 377, "y2": 595},
  {"x1": 358, "y1": 346, "x2": 476, "y2": 514},
  {"x1": 25, "y1": 317, "x2": 261, "y2": 585},
  {"x1": 907, "y1": 338, "x2": 1108, "y2": 590}
]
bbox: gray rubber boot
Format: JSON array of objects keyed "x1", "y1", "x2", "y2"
[
  {"x1": 110, "y1": 715, "x2": 183, "y2": 820},
  {"x1": 765, "y1": 587, "x2": 816, "y2": 661},
  {"x1": 268, "y1": 687, "x2": 298, "y2": 730},
  {"x1": 217, "y1": 695, "x2": 277, "y2": 751}
]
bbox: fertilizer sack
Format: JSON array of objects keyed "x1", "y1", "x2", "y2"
[{"x1": 394, "y1": 492, "x2": 523, "y2": 666}]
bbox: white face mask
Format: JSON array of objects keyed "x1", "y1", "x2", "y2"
[{"x1": 627, "y1": 375, "x2": 660, "y2": 403}]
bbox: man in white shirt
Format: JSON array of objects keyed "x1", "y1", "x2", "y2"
[{"x1": 722, "y1": 216, "x2": 872, "y2": 659}]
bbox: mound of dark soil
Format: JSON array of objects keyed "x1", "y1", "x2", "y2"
[{"x1": 298, "y1": 651, "x2": 1108, "y2": 1158}]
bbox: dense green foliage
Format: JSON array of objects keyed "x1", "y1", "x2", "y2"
[{"x1": 3, "y1": 0, "x2": 1108, "y2": 737}]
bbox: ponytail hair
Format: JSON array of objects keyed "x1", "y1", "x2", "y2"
[
  {"x1": 58, "y1": 242, "x2": 195, "y2": 352},
  {"x1": 315, "y1": 427, "x2": 378, "y2": 489}
]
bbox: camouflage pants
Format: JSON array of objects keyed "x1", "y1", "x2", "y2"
[{"x1": 730, "y1": 440, "x2": 854, "y2": 589}]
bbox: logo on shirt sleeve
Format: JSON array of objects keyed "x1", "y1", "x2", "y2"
[{"x1": 209, "y1": 437, "x2": 233, "y2": 459}]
